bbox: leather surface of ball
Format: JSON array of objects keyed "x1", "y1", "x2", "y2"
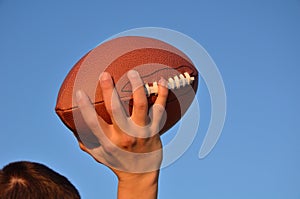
[{"x1": 55, "y1": 36, "x2": 198, "y2": 141}]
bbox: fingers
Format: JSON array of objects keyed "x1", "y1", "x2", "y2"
[
  {"x1": 150, "y1": 78, "x2": 169, "y2": 134},
  {"x1": 100, "y1": 72, "x2": 128, "y2": 130},
  {"x1": 128, "y1": 70, "x2": 149, "y2": 126},
  {"x1": 99, "y1": 72, "x2": 115, "y2": 117},
  {"x1": 155, "y1": 78, "x2": 169, "y2": 107},
  {"x1": 99, "y1": 71, "x2": 168, "y2": 136},
  {"x1": 75, "y1": 90, "x2": 107, "y2": 143}
]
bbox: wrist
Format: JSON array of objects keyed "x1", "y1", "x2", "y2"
[{"x1": 117, "y1": 170, "x2": 160, "y2": 199}]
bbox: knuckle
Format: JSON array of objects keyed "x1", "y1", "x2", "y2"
[
  {"x1": 110, "y1": 103, "x2": 122, "y2": 115},
  {"x1": 153, "y1": 104, "x2": 165, "y2": 113},
  {"x1": 134, "y1": 99, "x2": 147, "y2": 110},
  {"x1": 120, "y1": 135, "x2": 137, "y2": 148}
]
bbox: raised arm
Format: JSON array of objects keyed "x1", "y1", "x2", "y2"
[{"x1": 75, "y1": 70, "x2": 169, "y2": 199}]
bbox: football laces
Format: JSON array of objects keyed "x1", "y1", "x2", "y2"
[{"x1": 144, "y1": 72, "x2": 195, "y2": 96}]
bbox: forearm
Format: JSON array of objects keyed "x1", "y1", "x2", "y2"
[{"x1": 117, "y1": 171, "x2": 159, "y2": 199}]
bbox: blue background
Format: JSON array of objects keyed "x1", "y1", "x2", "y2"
[{"x1": 0, "y1": 0, "x2": 299, "y2": 198}]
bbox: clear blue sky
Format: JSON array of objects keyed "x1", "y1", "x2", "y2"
[{"x1": 0, "y1": 0, "x2": 299, "y2": 198}]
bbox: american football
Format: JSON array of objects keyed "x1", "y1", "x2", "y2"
[{"x1": 55, "y1": 36, "x2": 198, "y2": 141}]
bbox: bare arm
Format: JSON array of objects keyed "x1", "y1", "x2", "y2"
[{"x1": 75, "y1": 70, "x2": 168, "y2": 199}]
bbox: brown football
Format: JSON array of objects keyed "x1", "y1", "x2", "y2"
[{"x1": 55, "y1": 36, "x2": 198, "y2": 142}]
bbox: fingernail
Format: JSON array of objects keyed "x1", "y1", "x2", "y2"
[
  {"x1": 158, "y1": 78, "x2": 168, "y2": 88},
  {"x1": 127, "y1": 70, "x2": 139, "y2": 78},
  {"x1": 100, "y1": 72, "x2": 110, "y2": 81},
  {"x1": 76, "y1": 90, "x2": 82, "y2": 101}
]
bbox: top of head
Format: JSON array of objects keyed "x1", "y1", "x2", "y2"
[{"x1": 55, "y1": 36, "x2": 198, "y2": 136}]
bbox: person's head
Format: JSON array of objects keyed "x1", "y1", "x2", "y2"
[{"x1": 0, "y1": 161, "x2": 80, "y2": 199}]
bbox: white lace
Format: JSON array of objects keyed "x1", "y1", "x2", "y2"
[{"x1": 144, "y1": 72, "x2": 195, "y2": 96}]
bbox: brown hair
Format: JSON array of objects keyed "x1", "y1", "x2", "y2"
[{"x1": 0, "y1": 161, "x2": 80, "y2": 199}]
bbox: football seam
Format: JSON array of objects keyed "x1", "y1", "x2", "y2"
[{"x1": 55, "y1": 84, "x2": 196, "y2": 112}]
